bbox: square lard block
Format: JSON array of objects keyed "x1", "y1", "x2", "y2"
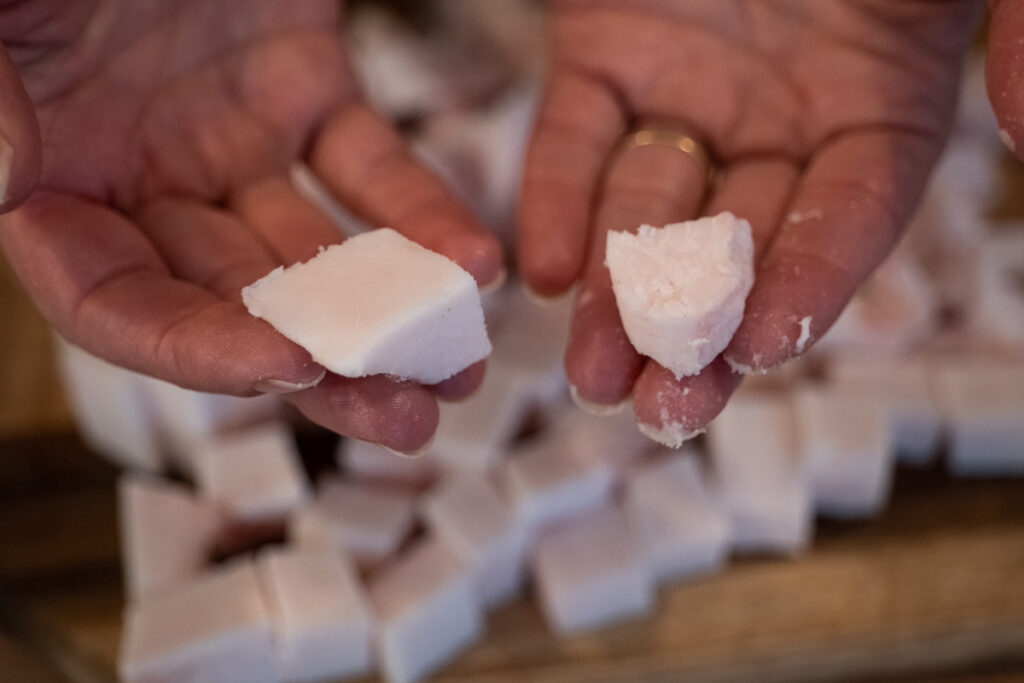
[
  {"x1": 794, "y1": 387, "x2": 893, "y2": 519},
  {"x1": 55, "y1": 338, "x2": 162, "y2": 472},
  {"x1": 430, "y1": 362, "x2": 534, "y2": 473},
  {"x1": 370, "y1": 538, "x2": 483, "y2": 683},
  {"x1": 502, "y1": 435, "x2": 614, "y2": 540},
  {"x1": 337, "y1": 437, "x2": 438, "y2": 490},
  {"x1": 119, "y1": 560, "x2": 275, "y2": 683},
  {"x1": 828, "y1": 355, "x2": 942, "y2": 465},
  {"x1": 932, "y1": 359, "x2": 1024, "y2": 476},
  {"x1": 606, "y1": 213, "x2": 754, "y2": 378},
  {"x1": 310, "y1": 477, "x2": 417, "y2": 570},
  {"x1": 554, "y1": 406, "x2": 655, "y2": 483},
  {"x1": 707, "y1": 395, "x2": 812, "y2": 554},
  {"x1": 532, "y1": 506, "x2": 653, "y2": 634},
  {"x1": 242, "y1": 228, "x2": 491, "y2": 384},
  {"x1": 142, "y1": 377, "x2": 280, "y2": 474},
  {"x1": 422, "y1": 473, "x2": 526, "y2": 607},
  {"x1": 194, "y1": 422, "x2": 310, "y2": 526},
  {"x1": 119, "y1": 476, "x2": 222, "y2": 601},
  {"x1": 257, "y1": 547, "x2": 374, "y2": 682},
  {"x1": 624, "y1": 453, "x2": 730, "y2": 584}
]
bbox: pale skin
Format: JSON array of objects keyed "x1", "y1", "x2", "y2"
[{"x1": 0, "y1": 1, "x2": 1022, "y2": 450}]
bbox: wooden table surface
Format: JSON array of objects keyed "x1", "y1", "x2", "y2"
[{"x1": 3, "y1": 259, "x2": 1024, "y2": 683}]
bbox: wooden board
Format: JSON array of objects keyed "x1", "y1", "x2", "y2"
[{"x1": 2, "y1": 434, "x2": 1024, "y2": 683}]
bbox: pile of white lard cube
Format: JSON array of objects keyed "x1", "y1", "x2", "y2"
[{"x1": 51, "y1": 2, "x2": 1024, "y2": 680}]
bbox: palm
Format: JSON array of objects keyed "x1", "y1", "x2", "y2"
[
  {"x1": 1, "y1": 0, "x2": 501, "y2": 452},
  {"x1": 519, "y1": 0, "x2": 978, "y2": 440}
]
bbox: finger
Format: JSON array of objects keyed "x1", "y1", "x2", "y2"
[
  {"x1": 0, "y1": 192, "x2": 325, "y2": 394},
  {"x1": 287, "y1": 374, "x2": 439, "y2": 455},
  {"x1": 629, "y1": 160, "x2": 797, "y2": 437},
  {"x1": 517, "y1": 68, "x2": 626, "y2": 297},
  {"x1": 724, "y1": 128, "x2": 943, "y2": 373},
  {"x1": 704, "y1": 157, "x2": 800, "y2": 262},
  {"x1": 565, "y1": 138, "x2": 707, "y2": 409},
  {"x1": 632, "y1": 358, "x2": 741, "y2": 448},
  {"x1": 987, "y1": 0, "x2": 1024, "y2": 159},
  {"x1": 427, "y1": 360, "x2": 487, "y2": 402},
  {"x1": 308, "y1": 103, "x2": 503, "y2": 286},
  {"x1": 134, "y1": 198, "x2": 281, "y2": 302},
  {"x1": 0, "y1": 46, "x2": 40, "y2": 212},
  {"x1": 230, "y1": 175, "x2": 344, "y2": 265}
]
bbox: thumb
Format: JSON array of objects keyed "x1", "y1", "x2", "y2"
[
  {"x1": 0, "y1": 43, "x2": 40, "y2": 213},
  {"x1": 987, "y1": 0, "x2": 1024, "y2": 160}
]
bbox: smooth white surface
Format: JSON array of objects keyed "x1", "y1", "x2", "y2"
[
  {"x1": 312, "y1": 477, "x2": 417, "y2": 570},
  {"x1": 933, "y1": 358, "x2": 1024, "y2": 476},
  {"x1": 119, "y1": 560, "x2": 275, "y2": 683},
  {"x1": 794, "y1": 387, "x2": 893, "y2": 519},
  {"x1": 828, "y1": 356, "x2": 942, "y2": 465},
  {"x1": 503, "y1": 435, "x2": 614, "y2": 540},
  {"x1": 370, "y1": 538, "x2": 482, "y2": 683},
  {"x1": 606, "y1": 213, "x2": 754, "y2": 378},
  {"x1": 194, "y1": 423, "x2": 310, "y2": 525},
  {"x1": 707, "y1": 394, "x2": 812, "y2": 554},
  {"x1": 257, "y1": 547, "x2": 374, "y2": 682},
  {"x1": 422, "y1": 473, "x2": 526, "y2": 607},
  {"x1": 533, "y1": 506, "x2": 653, "y2": 634},
  {"x1": 624, "y1": 453, "x2": 730, "y2": 583},
  {"x1": 119, "y1": 476, "x2": 221, "y2": 601},
  {"x1": 242, "y1": 228, "x2": 491, "y2": 384}
]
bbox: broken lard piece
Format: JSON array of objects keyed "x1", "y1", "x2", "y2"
[
  {"x1": 606, "y1": 213, "x2": 754, "y2": 378},
  {"x1": 242, "y1": 228, "x2": 491, "y2": 384}
]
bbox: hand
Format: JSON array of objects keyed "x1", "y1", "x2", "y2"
[
  {"x1": 518, "y1": 0, "x2": 983, "y2": 442},
  {"x1": 0, "y1": 0, "x2": 502, "y2": 453}
]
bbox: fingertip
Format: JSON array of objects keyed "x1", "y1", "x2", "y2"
[
  {"x1": 429, "y1": 359, "x2": 487, "y2": 402},
  {"x1": 632, "y1": 359, "x2": 741, "y2": 446},
  {"x1": 517, "y1": 240, "x2": 583, "y2": 298},
  {"x1": 441, "y1": 230, "x2": 504, "y2": 286},
  {"x1": 564, "y1": 329, "x2": 643, "y2": 407},
  {"x1": 374, "y1": 384, "x2": 439, "y2": 454},
  {"x1": 724, "y1": 303, "x2": 820, "y2": 374}
]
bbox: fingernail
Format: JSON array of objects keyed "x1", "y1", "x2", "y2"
[
  {"x1": 522, "y1": 282, "x2": 567, "y2": 307},
  {"x1": 0, "y1": 133, "x2": 12, "y2": 206},
  {"x1": 384, "y1": 434, "x2": 434, "y2": 459},
  {"x1": 570, "y1": 384, "x2": 629, "y2": 416},
  {"x1": 255, "y1": 367, "x2": 326, "y2": 394},
  {"x1": 479, "y1": 267, "x2": 507, "y2": 294},
  {"x1": 636, "y1": 420, "x2": 704, "y2": 449}
]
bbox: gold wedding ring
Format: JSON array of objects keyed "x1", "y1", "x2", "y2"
[{"x1": 621, "y1": 127, "x2": 714, "y2": 185}]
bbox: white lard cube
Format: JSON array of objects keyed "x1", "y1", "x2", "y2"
[
  {"x1": 430, "y1": 362, "x2": 534, "y2": 473},
  {"x1": 422, "y1": 473, "x2": 525, "y2": 606},
  {"x1": 55, "y1": 338, "x2": 162, "y2": 472},
  {"x1": 554, "y1": 406, "x2": 654, "y2": 482},
  {"x1": 119, "y1": 476, "x2": 221, "y2": 601},
  {"x1": 707, "y1": 394, "x2": 812, "y2": 554},
  {"x1": 119, "y1": 560, "x2": 275, "y2": 683},
  {"x1": 257, "y1": 547, "x2": 374, "y2": 682},
  {"x1": 623, "y1": 452, "x2": 730, "y2": 583},
  {"x1": 606, "y1": 213, "x2": 754, "y2": 378},
  {"x1": 194, "y1": 422, "x2": 310, "y2": 525},
  {"x1": 932, "y1": 358, "x2": 1024, "y2": 476},
  {"x1": 337, "y1": 437, "x2": 437, "y2": 489},
  {"x1": 370, "y1": 538, "x2": 482, "y2": 683},
  {"x1": 794, "y1": 387, "x2": 893, "y2": 519},
  {"x1": 828, "y1": 355, "x2": 942, "y2": 465},
  {"x1": 502, "y1": 435, "x2": 614, "y2": 540},
  {"x1": 310, "y1": 477, "x2": 417, "y2": 570},
  {"x1": 242, "y1": 228, "x2": 491, "y2": 384},
  {"x1": 532, "y1": 506, "x2": 653, "y2": 634}
]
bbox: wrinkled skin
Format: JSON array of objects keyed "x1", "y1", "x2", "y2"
[
  {"x1": 0, "y1": 0, "x2": 503, "y2": 453},
  {"x1": 517, "y1": 0, "x2": 1021, "y2": 440}
]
